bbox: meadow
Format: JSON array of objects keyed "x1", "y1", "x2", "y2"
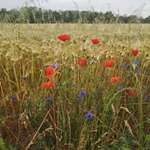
[{"x1": 0, "y1": 24, "x2": 150, "y2": 150}]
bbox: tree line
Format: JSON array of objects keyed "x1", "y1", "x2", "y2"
[{"x1": 0, "y1": 7, "x2": 150, "y2": 23}]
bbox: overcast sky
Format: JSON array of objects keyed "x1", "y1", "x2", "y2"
[{"x1": 0, "y1": 0, "x2": 150, "y2": 17}]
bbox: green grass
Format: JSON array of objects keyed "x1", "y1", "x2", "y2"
[{"x1": 0, "y1": 24, "x2": 150, "y2": 150}]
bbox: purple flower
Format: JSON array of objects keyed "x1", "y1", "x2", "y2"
[
  {"x1": 51, "y1": 63, "x2": 59, "y2": 69},
  {"x1": 132, "y1": 60, "x2": 141, "y2": 73},
  {"x1": 85, "y1": 111, "x2": 94, "y2": 121},
  {"x1": 132, "y1": 60, "x2": 140, "y2": 65},
  {"x1": 10, "y1": 96, "x2": 17, "y2": 102},
  {"x1": 144, "y1": 94, "x2": 150, "y2": 101},
  {"x1": 77, "y1": 90, "x2": 86, "y2": 102},
  {"x1": 45, "y1": 96, "x2": 53, "y2": 105},
  {"x1": 144, "y1": 95, "x2": 149, "y2": 101},
  {"x1": 79, "y1": 90, "x2": 86, "y2": 98}
]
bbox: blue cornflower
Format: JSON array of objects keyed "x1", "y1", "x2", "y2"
[
  {"x1": 132, "y1": 60, "x2": 140, "y2": 65},
  {"x1": 10, "y1": 96, "x2": 17, "y2": 102},
  {"x1": 79, "y1": 90, "x2": 86, "y2": 99},
  {"x1": 45, "y1": 96, "x2": 53, "y2": 105},
  {"x1": 51, "y1": 63, "x2": 59, "y2": 69},
  {"x1": 144, "y1": 95, "x2": 150, "y2": 101},
  {"x1": 132, "y1": 60, "x2": 140, "y2": 71},
  {"x1": 85, "y1": 111, "x2": 94, "y2": 121},
  {"x1": 77, "y1": 90, "x2": 86, "y2": 102}
]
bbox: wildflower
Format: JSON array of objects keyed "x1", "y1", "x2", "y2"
[
  {"x1": 131, "y1": 48, "x2": 139, "y2": 57},
  {"x1": 103, "y1": 59, "x2": 114, "y2": 68},
  {"x1": 91, "y1": 38, "x2": 100, "y2": 45},
  {"x1": 45, "y1": 96, "x2": 53, "y2": 102},
  {"x1": 10, "y1": 96, "x2": 17, "y2": 102},
  {"x1": 77, "y1": 58, "x2": 87, "y2": 67},
  {"x1": 57, "y1": 34, "x2": 71, "y2": 42},
  {"x1": 111, "y1": 76, "x2": 122, "y2": 85},
  {"x1": 51, "y1": 63, "x2": 59, "y2": 70},
  {"x1": 45, "y1": 96, "x2": 53, "y2": 105},
  {"x1": 144, "y1": 95, "x2": 150, "y2": 101},
  {"x1": 41, "y1": 81, "x2": 55, "y2": 89},
  {"x1": 44, "y1": 66, "x2": 55, "y2": 79},
  {"x1": 85, "y1": 111, "x2": 94, "y2": 121},
  {"x1": 144, "y1": 95, "x2": 148, "y2": 101},
  {"x1": 78, "y1": 90, "x2": 86, "y2": 100},
  {"x1": 126, "y1": 89, "x2": 138, "y2": 97},
  {"x1": 132, "y1": 60, "x2": 140, "y2": 65}
]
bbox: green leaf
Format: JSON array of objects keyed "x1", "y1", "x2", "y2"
[{"x1": 145, "y1": 135, "x2": 150, "y2": 142}]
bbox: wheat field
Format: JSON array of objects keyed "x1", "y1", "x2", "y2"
[{"x1": 0, "y1": 24, "x2": 150, "y2": 150}]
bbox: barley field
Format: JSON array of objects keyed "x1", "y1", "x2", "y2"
[{"x1": 0, "y1": 24, "x2": 150, "y2": 150}]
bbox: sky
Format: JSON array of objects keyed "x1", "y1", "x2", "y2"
[{"x1": 0, "y1": 0, "x2": 150, "y2": 17}]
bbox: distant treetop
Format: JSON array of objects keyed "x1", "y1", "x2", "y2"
[{"x1": 0, "y1": 7, "x2": 149, "y2": 23}]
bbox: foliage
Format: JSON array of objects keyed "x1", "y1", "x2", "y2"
[
  {"x1": 0, "y1": 24, "x2": 150, "y2": 149},
  {"x1": 0, "y1": 7, "x2": 150, "y2": 23}
]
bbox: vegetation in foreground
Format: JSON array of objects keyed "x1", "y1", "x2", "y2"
[{"x1": 0, "y1": 24, "x2": 150, "y2": 150}]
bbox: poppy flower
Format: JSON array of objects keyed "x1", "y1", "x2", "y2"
[
  {"x1": 85, "y1": 111, "x2": 94, "y2": 121},
  {"x1": 57, "y1": 34, "x2": 71, "y2": 42},
  {"x1": 126, "y1": 89, "x2": 138, "y2": 97},
  {"x1": 103, "y1": 59, "x2": 114, "y2": 68},
  {"x1": 77, "y1": 58, "x2": 87, "y2": 67},
  {"x1": 91, "y1": 38, "x2": 100, "y2": 45},
  {"x1": 111, "y1": 76, "x2": 122, "y2": 85},
  {"x1": 41, "y1": 81, "x2": 55, "y2": 89},
  {"x1": 44, "y1": 66, "x2": 55, "y2": 79},
  {"x1": 131, "y1": 49, "x2": 139, "y2": 57}
]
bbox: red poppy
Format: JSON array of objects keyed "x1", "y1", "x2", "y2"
[
  {"x1": 126, "y1": 89, "x2": 138, "y2": 97},
  {"x1": 131, "y1": 49, "x2": 139, "y2": 57},
  {"x1": 77, "y1": 58, "x2": 87, "y2": 67},
  {"x1": 41, "y1": 81, "x2": 55, "y2": 89},
  {"x1": 103, "y1": 59, "x2": 114, "y2": 68},
  {"x1": 91, "y1": 38, "x2": 100, "y2": 45},
  {"x1": 44, "y1": 66, "x2": 55, "y2": 79},
  {"x1": 111, "y1": 76, "x2": 121, "y2": 84},
  {"x1": 57, "y1": 34, "x2": 71, "y2": 42}
]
